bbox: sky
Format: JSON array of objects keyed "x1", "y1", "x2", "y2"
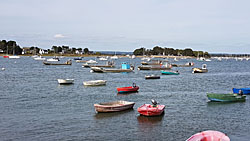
[{"x1": 0, "y1": 0, "x2": 250, "y2": 53}]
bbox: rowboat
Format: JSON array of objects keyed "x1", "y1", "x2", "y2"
[
  {"x1": 232, "y1": 88, "x2": 250, "y2": 95},
  {"x1": 57, "y1": 79, "x2": 74, "y2": 84},
  {"x1": 91, "y1": 62, "x2": 133, "y2": 73},
  {"x1": 207, "y1": 93, "x2": 246, "y2": 102},
  {"x1": 187, "y1": 130, "x2": 230, "y2": 141},
  {"x1": 94, "y1": 100, "x2": 135, "y2": 113},
  {"x1": 161, "y1": 70, "x2": 179, "y2": 75},
  {"x1": 138, "y1": 100, "x2": 165, "y2": 116},
  {"x1": 117, "y1": 84, "x2": 139, "y2": 93},
  {"x1": 82, "y1": 61, "x2": 115, "y2": 68},
  {"x1": 83, "y1": 80, "x2": 107, "y2": 86},
  {"x1": 145, "y1": 75, "x2": 160, "y2": 79},
  {"x1": 43, "y1": 60, "x2": 72, "y2": 65},
  {"x1": 192, "y1": 64, "x2": 208, "y2": 73}
]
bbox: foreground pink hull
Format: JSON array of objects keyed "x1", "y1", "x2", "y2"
[
  {"x1": 187, "y1": 130, "x2": 230, "y2": 141},
  {"x1": 137, "y1": 104, "x2": 165, "y2": 116}
]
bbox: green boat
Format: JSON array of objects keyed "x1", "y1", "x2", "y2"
[
  {"x1": 207, "y1": 93, "x2": 246, "y2": 102},
  {"x1": 161, "y1": 70, "x2": 179, "y2": 75}
]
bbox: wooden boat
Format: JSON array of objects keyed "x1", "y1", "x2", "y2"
[
  {"x1": 137, "y1": 104, "x2": 165, "y2": 116},
  {"x1": 76, "y1": 60, "x2": 87, "y2": 63},
  {"x1": 141, "y1": 60, "x2": 165, "y2": 65},
  {"x1": 57, "y1": 79, "x2": 74, "y2": 84},
  {"x1": 192, "y1": 64, "x2": 208, "y2": 73},
  {"x1": 83, "y1": 80, "x2": 107, "y2": 86},
  {"x1": 145, "y1": 75, "x2": 160, "y2": 79},
  {"x1": 94, "y1": 100, "x2": 135, "y2": 113},
  {"x1": 233, "y1": 88, "x2": 250, "y2": 95},
  {"x1": 43, "y1": 60, "x2": 72, "y2": 65},
  {"x1": 161, "y1": 70, "x2": 179, "y2": 75},
  {"x1": 82, "y1": 61, "x2": 115, "y2": 68},
  {"x1": 207, "y1": 93, "x2": 246, "y2": 102},
  {"x1": 187, "y1": 130, "x2": 230, "y2": 141},
  {"x1": 117, "y1": 84, "x2": 139, "y2": 93}
]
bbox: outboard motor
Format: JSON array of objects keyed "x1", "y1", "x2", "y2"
[
  {"x1": 151, "y1": 99, "x2": 158, "y2": 107},
  {"x1": 132, "y1": 83, "x2": 136, "y2": 87}
]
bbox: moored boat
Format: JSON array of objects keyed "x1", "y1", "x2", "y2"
[
  {"x1": 83, "y1": 80, "x2": 107, "y2": 86},
  {"x1": 232, "y1": 88, "x2": 250, "y2": 95},
  {"x1": 192, "y1": 64, "x2": 208, "y2": 73},
  {"x1": 145, "y1": 75, "x2": 160, "y2": 79},
  {"x1": 34, "y1": 56, "x2": 46, "y2": 61},
  {"x1": 9, "y1": 55, "x2": 20, "y2": 59},
  {"x1": 137, "y1": 100, "x2": 165, "y2": 116},
  {"x1": 94, "y1": 100, "x2": 135, "y2": 113},
  {"x1": 117, "y1": 83, "x2": 139, "y2": 93},
  {"x1": 57, "y1": 79, "x2": 74, "y2": 84},
  {"x1": 47, "y1": 57, "x2": 60, "y2": 62},
  {"x1": 187, "y1": 130, "x2": 230, "y2": 141},
  {"x1": 207, "y1": 93, "x2": 246, "y2": 102},
  {"x1": 43, "y1": 60, "x2": 72, "y2": 65},
  {"x1": 91, "y1": 62, "x2": 133, "y2": 73},
  {"x1": 161, "y1": 70, "x2": 179, "y2": 75},
  {"x1": 138, "y1": 64, "x2": 172, "y2": 70}
]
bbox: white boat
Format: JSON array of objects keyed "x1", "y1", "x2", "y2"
[
  {"x1": 86, "y1": 60, "x2": 98, "y2": 64},
  {"x1": 83, "y1": 80, "x2": 107, "y2": 86},
  {"x1": 110, "y1": 55, "x2": 118, "y2": 59},
  {"x1": 47, "y1": 58, "x2": 60, "y2": 62},
  {"x1": 99, "y1": 57, "x2": 108, "y2": 61},
  {"x1": 9, "y1": 55, "x2": 20, "y2": 59},
  {"x1": 34, "y1": 56, "x2": 46, "y2": 61},
  {"x1": 57, "y1": 79, "x2": 74, "y2": 84}
]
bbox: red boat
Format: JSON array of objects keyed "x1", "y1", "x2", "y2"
[
  {"x1": 137, "y1": 104, "x2": 165, "y2": 116},
  {"x1": 3, "y1": 55, "x2": 9, "y2": 58},
  {"x1": 117, "y1": 83, "x2": 139, "y2": 93},
  {"x1": 187, "y1": 130, "x2": 230, "y2": 141}
]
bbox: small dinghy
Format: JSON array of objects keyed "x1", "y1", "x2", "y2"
[
  {"x1": 192, "y1": 64, "x2": 208, "y2": 73},
  {"x1": 145, "y1": 74, "x2": 160, "y2": 79},
  {"x1": 207, "y1": 93, "x2": 246, "y2": 102},
  {"x1": 232, "y1": 88, "x2": 250, "y2": 95},
  {"x1": 137, "y1": 100, "x2": 165, "y2": 116},
  {"x1": 187, "y1": 130, "x2": 230, "y2": 141},
  {"x1": 94, "y1": 100, "x2": 135, "y2": 113},
  {"x1": 161, "y1": 70, "x2": 179, "y2": 75},
  {"x1": 83, "y1": 80, "x2": 107, "y2": 86},
  {"x1": 57, "y1": 79, "x2": 74, "y2": 84},
  {"x1": 117, "y1": 83, "x2": 139, "y2": 93}
]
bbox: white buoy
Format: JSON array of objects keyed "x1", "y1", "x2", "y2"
[{"x1": 2, "y1": 68, "x2": 5, "y2": 71}]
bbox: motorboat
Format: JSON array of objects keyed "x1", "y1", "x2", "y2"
[
  {"x1": 192, "y1": 64, "x2": 208, "y2": 73},
  {"x1": 161, "y1": 70, "x2": 179, "y2": 75},
  {"x1": 34, "y1": 56, "x2": 46, "y2": 61},
  {"x1": 207, "y1": 93, "x2": 246, "y2": 102},
  {"x1": 117, "y1": 83, "x2": 139, "y2": 93},
  {"x1": 187, "y1": 130, "x2": 230, "y2": 141},
  {"x1": 137, "y1": 100, "x2": 165, "y2": 116},
  {"x1": 145, "y1": 75, "x2": 160, "y2": 79}
]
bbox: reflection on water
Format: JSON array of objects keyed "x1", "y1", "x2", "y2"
[
  {"x1": 117, "y1": 91, "x2": 139, "y2": 96},
  {"x1": 137, "y1": 113, "x2": 164, "y2": 125},
  {"x1": 94, "y1": 109, "x2": 134, "y2": 120}
]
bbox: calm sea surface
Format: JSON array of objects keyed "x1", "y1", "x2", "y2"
[{"x1": 0, "y1": 56, "x2": 250, "y2": 141}]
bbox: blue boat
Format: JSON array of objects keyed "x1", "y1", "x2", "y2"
[{"x1": 232, "y1": 88, "x2": 250, "y2": 95}]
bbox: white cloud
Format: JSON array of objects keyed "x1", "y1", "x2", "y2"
[{"x1": 54, "y1": 34, "x2": 65, "y2": 38}]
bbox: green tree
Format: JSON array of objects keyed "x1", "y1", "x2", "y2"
[{"x1": 84, "y1": 48, "x2": 89, "y2": 54}]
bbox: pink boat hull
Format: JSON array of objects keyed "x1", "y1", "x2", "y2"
[
  {"x1": 187, "y1": 130, "x2": 230, "y2": 141},
  {"x1": 137, "y1": 104, "x2": 165, "y2": 116}
]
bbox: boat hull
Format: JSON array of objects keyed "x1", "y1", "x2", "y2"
[
  {"x1": 192, "y1": 68, "x2": 208, "y2": 73},
  {"x1": 137, "y1": 104, "x2": 165, "y2": 116},
  {"x1": 145, "y1": 75, "x2": 160, "y2": 79},
  {"x1": 117, "y1": 86, "x2": 139, "y2": 93},
  {"x1": 187, "y1": 130, "x2": 230, "y2": 141},
  {"x1": 161, "y1": 70, "x2": 179, "y2": 75},
  {"x1": 233, "y1": 88, "x2": 250, "y2": 95},
  {"x1": 207, "y1": 93, "x2": 246, "y2": 102},
  {"x1": 58, "y1": 79, "x2": 74, "y2": 84},
  {"x1": 83, "y1": 80, "x2": 107, "y2": 86},
  {"x1": 94, "y1": 101, "x2": 135, "y2": 113}
]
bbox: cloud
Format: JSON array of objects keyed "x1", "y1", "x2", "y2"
[{"x1": 54, "y1": 34, "x2": 65, "y2": 38}]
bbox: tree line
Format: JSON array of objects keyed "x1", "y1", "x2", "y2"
[
  {"x1": 0, "y1": 40, "x2": 22, "y2": 55},
  {"x1": 133, "y1": 46, "x2": 210, "y2": 57}
]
